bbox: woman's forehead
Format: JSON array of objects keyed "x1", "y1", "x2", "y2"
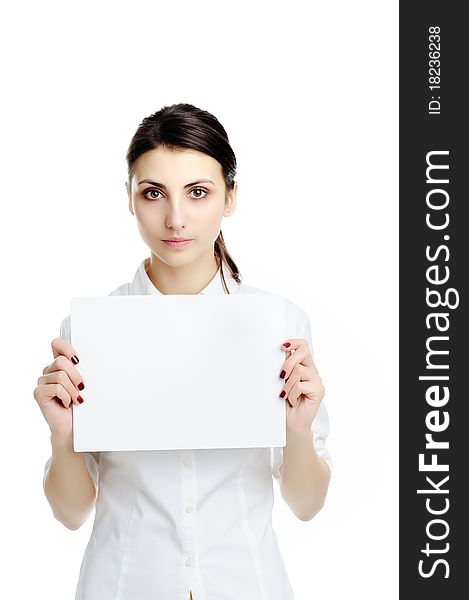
[{"x1": 133, "y1": 146, "x2": 223, "y2": 181}]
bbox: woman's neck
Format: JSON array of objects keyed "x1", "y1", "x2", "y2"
[{"x1": 145, "y1": 252, "x2": 220, "y2": 295}]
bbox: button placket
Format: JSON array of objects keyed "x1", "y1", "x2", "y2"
[{"x1": 180, "y1": 450, "x2": 196, "y2": 575}]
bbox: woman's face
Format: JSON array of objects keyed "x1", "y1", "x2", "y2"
[{"x1": 126, "y1": 145, "x2": 237, "y2": 267}]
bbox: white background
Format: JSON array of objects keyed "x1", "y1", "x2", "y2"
[{"x1": 0, "y1": 1, "x2": 398, "y2": 598}]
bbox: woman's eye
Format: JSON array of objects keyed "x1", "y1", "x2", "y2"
[
  {"x1": 189, "y1": 187, "x2": 208, "y2": 199},
  {"x1": 143, "y1": 188, "x2": 162, "y2": 200},
  {"x1": 142, "y1": 187, "x2": 208, "y2": 201}
]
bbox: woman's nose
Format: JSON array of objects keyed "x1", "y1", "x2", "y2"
[{"x1": 165, "y1": 201, "x2": 186, "y2": 230}]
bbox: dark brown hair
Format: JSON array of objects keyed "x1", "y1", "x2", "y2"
[{"x1": 125, "y1": 103, "x2": 242, "y2": 293}]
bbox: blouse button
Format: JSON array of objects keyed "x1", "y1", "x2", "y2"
[
  {"x1": 185, "y1": 558, "x2": 193, "y2": 567},
  {"x1": 183, "y1": 457, "x2": 192, "y2": 467},
  {"x1": 185, "y1": 505, "x2": 193, "y2": 514}
]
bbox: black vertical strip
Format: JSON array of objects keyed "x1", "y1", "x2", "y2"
[{"x1": 400, "y1": 3, "x2": 467, "y2": 596}]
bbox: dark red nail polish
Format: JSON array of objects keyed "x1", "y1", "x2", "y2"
[
  {"x1": 71, "y1": 355, "x2": 79, "y2": 364},
  {"x1": 78, "y1": 381, "x2": 85, "y2": 391},
  {"x1": 279, "y1": 390, "x2": 286, "y2": 398},
  {"x1": 283, "y1": 343, "x2": 291, "y2": 348},
  {"x1": 77, "y1": 396, "x2": 84, "y2": 404},
  {"x1": 279, "y1": 370, "x2": 286, "y2": 379}
]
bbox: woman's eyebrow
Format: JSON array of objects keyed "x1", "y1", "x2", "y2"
[{"x1": 137, "y1": 178, "x2": 216, "y2": 189}]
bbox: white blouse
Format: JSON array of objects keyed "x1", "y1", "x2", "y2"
[{"x1": 44, "y1": 257, "x2": 332, "y2": 600}]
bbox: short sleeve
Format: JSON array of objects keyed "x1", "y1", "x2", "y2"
[
  {"x1": 271, "y1": 308, "x2": 332, "y2": 480},
  {"x1": 59, "y1": 313, "x2": 72, "y2": 344},
  {"x1": 43, "y1": 451, "x2": 100, "y2": 491}
]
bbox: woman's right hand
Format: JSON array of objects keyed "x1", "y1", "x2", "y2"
[{"x1": 34, "y1": 338, "x2": 85, "y2": 439}]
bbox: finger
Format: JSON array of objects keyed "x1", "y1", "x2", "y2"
[
  {"x1": 44, "y1": 382, "x2": 73, "y2": 408},
  {"x1": 280, "y1": 344, "x2": 308, "y2": 379},
  {"x1": 280, "y1": 341, "x2": 292, "y2": 362},
  {"x1": 279, "y1": 363, "x2": 305, "y2": 401},
  {"x1": 51, "y1": 337, "x2": 80, "y2": 364},
  {"x1": 288, "y1": 380, "x2": 324, "y2": 406},
  {"x1": 287, "y1": 380, "x2": 320, "y2": 408},
  {"x1": 280, "y1": 339, "x2": 316, "y2": 379},
  {"x1": 43, "y1": 354, "x2": 85, "y2": 394},
  {"x1": 278, "y1": 342, "x2": 291, "y2": 379},
  {"x1": 38, "y1": 371, "x2": 84, "y2": 406}
]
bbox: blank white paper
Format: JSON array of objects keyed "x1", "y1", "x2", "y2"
[{"x1": 70, "y1": 294, "x2": 287, "y2": 451}]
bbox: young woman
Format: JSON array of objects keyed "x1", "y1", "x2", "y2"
[{"x1": 36, "y1": 103, "x2": 332, "y2": 600}]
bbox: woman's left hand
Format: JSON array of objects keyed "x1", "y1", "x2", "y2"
[{"x1": 278, "y1": 338, "x2": 325, "y2": 434}]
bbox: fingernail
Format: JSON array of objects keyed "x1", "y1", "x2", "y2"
[
  {"x1": 77, "y1": 396, "x2": 84, "y2": 404},
  {"x1": 279, "y1": 370, "x2": 286, "y2": 379},
  {"x1": 279, "y1": 390, "x2": 286, "y2": 398},
  {"x1": 283, "y1": 343, "x2": 291, "y2": 348},
  {"x1": 78, "y1": 381, "x2": 85, "y2": 391},
  {"x1": 71, "y1": 355, "x2": 79, "y2": 364}
]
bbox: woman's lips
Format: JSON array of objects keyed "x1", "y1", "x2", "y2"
[{"x1": 162, "y1": 239, "x2": 193, "y2": 248}]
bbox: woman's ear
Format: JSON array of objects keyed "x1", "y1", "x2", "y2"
[
  {"x1": 224, "y1": 181, "x2": 238, "y2": 217},
  {"x1": 126, "y1": 181, "x2": 134, "y2": 215}
]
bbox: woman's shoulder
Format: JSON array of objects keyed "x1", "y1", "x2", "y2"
[
  {"x1": 237, "y1": 281, "x2": 269, "y2": 295},
  {"x1": 238, "y1": 281, "x2": 309, "y2": 329},
  {"x1": 58, "y1": 281, "x2": 132, "y2": 341},
  {"x1": 108, "y1": 281, "x2": 131, "y2": 296}
]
